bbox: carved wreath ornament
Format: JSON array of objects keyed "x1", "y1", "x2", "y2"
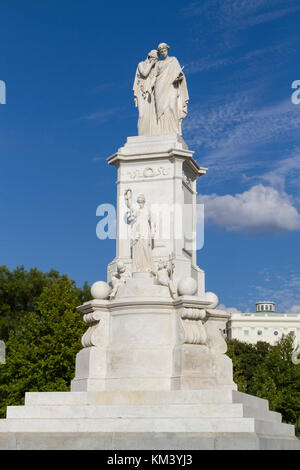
[{"x1": 127, "y1": 166, "x2": 170, "y2": 179}]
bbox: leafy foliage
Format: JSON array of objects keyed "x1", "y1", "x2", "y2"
[
  {"x1": 0, "y1": 266, "x2": 91, "y2": 417},
  {"x1": 0, "y1": 265, "x2": 90, "y2": 342},
  {"x1": 0, "y1": 265, "x2": 60, "y2": 341},
  {"x1": 227, "y1": 336, "x2": 300, "y2": 432}
]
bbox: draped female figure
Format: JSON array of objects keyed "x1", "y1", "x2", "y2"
[{"x1": 133, "y1": 50, "x2": 159, "y2": 135}]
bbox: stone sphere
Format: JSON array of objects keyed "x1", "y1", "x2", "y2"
[
  {"x1": 205, "y1": 291, "x2": 219, "y2": 309},
  {"x1": 177, "y1": 277, "x2": 198, "y2": 296},
  {"x1": 91, "y1": 281, "x2": 111, "y2": 300}
]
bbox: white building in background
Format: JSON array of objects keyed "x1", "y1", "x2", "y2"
[{"x1": 226, "y1": 302, "x2": 300, "y2": 345}]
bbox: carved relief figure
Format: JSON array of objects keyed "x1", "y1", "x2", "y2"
[
  {"x1": 133, "y1": 50, "x2": 159, "y2": 136},
  {"x1": 124, "y1": 190, "x2": 156, "y2": 272},
  {"x1": 109, "y1": 261, "x2": 131, "y2": 300},
  {"x1": 156, "y1": 259, "x2": 177, "y2": 299}
]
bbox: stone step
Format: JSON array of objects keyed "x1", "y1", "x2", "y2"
[
  {"x1": 242, "y1": 405, "x2": 282, "y2": 423},
  {"x1": 7, "y1": 403, "x2": 245, "y2": 419},
  {"x1": 232, "y1": 390, "x2": 269, "y2": 412},
  {"x1": 254, "y1": 419, "x2": 294, "y2": 437},
  {"x1": 1, "y1": 431, "x2": 299, "y2": 450},
  {"x1": 256, "y1": 436, "x2": 300, "y2": 451},
  {"x1": 0, "y1": 417, "x2": 295, "y2": 436},
  {"x1": 7, "y1": 403, "x2": 283, "y2": 424},
  {"x1": 25, "y1": 389, "x2": 267, "y2": 408}
]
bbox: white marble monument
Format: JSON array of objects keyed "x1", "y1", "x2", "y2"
[
  {"x1": 133, "y1": 43, "x2": 188, "y2": 136},
  {"x1": 0, "y1": 43, "x2": 299, "y2": 450}
]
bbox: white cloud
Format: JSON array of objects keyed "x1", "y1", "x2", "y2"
[
  {"x1": 186, "y1": 57, "x2": 234, "y2": 74},
  {"x1": 252, "y1": 272, "x2": 300, "y2": 313},
  {"x1": 261, "y1": 150, "x2": 300, "y2": 192},
  {"x1": 81, "y1": 107, "x2": 119, "y2": 122},
  {"x1": 290, "y1": 305, "x2": 300, "y2": 313},
  {"x1": 182, "y1": 0, "x2": 297, "y2": 33},
  {"x1": 183, "y1": 95, "x2": 300, "y2": 188},
  {"x1": 219, "y1": 304, "x2": 243, "y2": 314},
  {"x1": 185, "y1": 95, "x2": 252, "y2": 151},
  {"x1": 199, "y1": 184, "x2": 300, "y2": 234},
  {"x1": 246, "y1": 6, "x2": 300, "y2": 27},
  {"x1": 185, "y1": 41, "x2": 293, "y2": 75},
  {"x1": 187, "y1": 98, "x2": 300, "y2": 162}
]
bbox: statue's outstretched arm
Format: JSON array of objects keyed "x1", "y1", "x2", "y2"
[
  {"x1": 124, "y1": 189, "x2": 133, "y2": 210},
  {"x1": 124, "y1": 189, "x2": 137, "y2": 221}
]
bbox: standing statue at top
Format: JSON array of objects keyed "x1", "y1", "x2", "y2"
[{"x1": 133, "y1": 43, "x2": 189, "y2": 136}]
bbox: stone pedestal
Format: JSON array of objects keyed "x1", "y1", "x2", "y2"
[
  {"x1": 70, "y1": 274, "x2": 236, "y2": 392},
  {"x1": 106, "y1": 134, "x2": 207, "y2": 295},
  {"x1": 0, "y1": 135, "x2": 299, "y2": 450}
]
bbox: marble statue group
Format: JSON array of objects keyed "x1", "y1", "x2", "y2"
[
  {"x1": 130, "y1": 42, "x2": 189, "y2": 273},
  {"x1": 1, "y1": 40, "x2": 299, "y2": 452},
  {"x1": 133, "y1": 43, "x2": 189, "y2": 136}
]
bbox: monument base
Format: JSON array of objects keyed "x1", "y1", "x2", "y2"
[
  {"x1": 70, "y1": 293, "x2": 236, "y2": 393},
  {"x1": 0, "y1": 388, "x2": 299, "y2": 449}
]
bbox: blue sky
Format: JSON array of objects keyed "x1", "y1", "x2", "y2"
[{"x1": 1, "y1": 0, "x2": 300, "y2": 313}]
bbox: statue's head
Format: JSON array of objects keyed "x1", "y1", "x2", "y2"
[
  {"x1": 157, "y1": 42, "x2": 170, "y2": 60},
  {"x1": 157, "y1": 259, "x2": 168, "y2": 270},
  {"x1": 148, "y1": 50, "x2": 159, "y2": 61},
  {"x1": 137, "y1": 194, "x2": 146, "y2": 208},
  {"x1": 157, "y1": 259, "x2": 164, "y2": 270},
  {"x1": 117, "y1": 261, "x2": 126, "y2": 273}
]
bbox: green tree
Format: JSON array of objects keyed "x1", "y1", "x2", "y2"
[
  {"x1": 227, "y1": 335, "x2": 300, "y2": 431},
  {"x1": 0, "y1": 269, "x2": 91, "y2": 418},
  {"x1": 0, "y1": 265, "x2": 91, "y2": 342},
  {"x1": 251, "y1": 335, "x2": 300, "y2": 425},
  {"x1": 0, "y1": 265, "x2": 60, "y2": 341},
  {"x1": 226, "y1": 338, "x2": 271, "y2": 392}
]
